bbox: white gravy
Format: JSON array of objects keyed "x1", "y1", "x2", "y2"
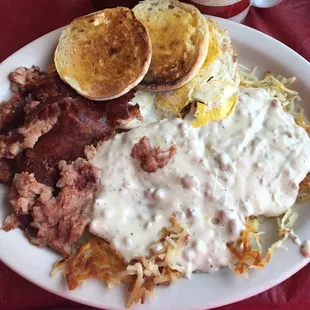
[{"x1": 89, "y1": 87, "x2": 310, "y2": 276}]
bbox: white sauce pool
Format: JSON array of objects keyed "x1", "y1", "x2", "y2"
[{"x1": 89, "y1": 87, "x2": 310, "y2": 276}]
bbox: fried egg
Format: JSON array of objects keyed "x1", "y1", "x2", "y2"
[{"x1": 123, "y1": 19, "x2": 240, "y2": 129}]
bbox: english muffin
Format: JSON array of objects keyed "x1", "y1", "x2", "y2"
[
  {"x1": 55, "y1": 7, "x2": 152, "y2": 100},
  {"x1": 133, "y1": 0, "x2": 209, "y2": 91}
]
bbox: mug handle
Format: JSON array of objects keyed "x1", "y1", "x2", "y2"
[{"x1": 251, "y1": 0, "x2": 283, "y2": 8}]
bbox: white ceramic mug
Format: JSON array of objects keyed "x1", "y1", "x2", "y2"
[{"x1": 185, "y1": 0, "x2": 283, "y2": 23}]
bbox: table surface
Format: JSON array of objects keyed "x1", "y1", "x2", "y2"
[{"x1": 0, "y1": 1, "x2": 309, "y2": 310}]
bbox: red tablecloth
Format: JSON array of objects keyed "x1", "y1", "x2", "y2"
[{"x1": 0, "y1": 1, "x2": 309, "y2": 310}]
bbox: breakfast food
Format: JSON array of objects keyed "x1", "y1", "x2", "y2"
[
  {"x1": 124, "y1": 18, "x2": 240, "y2": 128},
  {"x1": 53, "y1": 217, "x2": 187, "y2": 308},
  {"x1": 156, "y1": 18, "x2": 240, "y2": 127},
  {"x1": 3, "y1": 158, "x2": 99, "y2": 257},
  {"x1": 0, "y1": 66, "x2": 139, "y2": 187},
  {"x1": 130, "y1": 136, "x2": 177, "y2": 173},
  {"x1": 1, "y1": 1, "x2": 310, "y2": 309},
  {"x1": 55, "y1": 7, "x2": 152, "y2": 100},
  {"x1": 133, "y1": 0, "x2": 209, "y2": 91},
  {"x1": 88, "y1": 87, "x2": 310, "y2": 276}
]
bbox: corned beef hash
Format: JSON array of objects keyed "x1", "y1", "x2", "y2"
[{"x1": 1, "y1": 1, "x2": 310, "y2": 308}]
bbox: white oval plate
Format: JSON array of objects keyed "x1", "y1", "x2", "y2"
[{"x1": 0, "y1": 16, "x2": 310, "y2": 310}]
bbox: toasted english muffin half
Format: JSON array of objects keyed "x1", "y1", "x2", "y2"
[
  {"x1": 133, "y1": 0, "x2": 209, "y2": 91},
  {"x1": 55, "y1": 7, "x2": 152, "y2": 100}
]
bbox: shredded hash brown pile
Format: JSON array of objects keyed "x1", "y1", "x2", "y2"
[
  {"x1": 227, "y1": 217, "x2": 271, "y2": 278},
  {"x1": 51, "y1": 237, "x2": 127, "y2": 289},
  {"x1": 52, "y1": 217, "x2": 188, "y2": 308},
  {"x1": 227, "y1": 207, "x2": 299, "y2": 278}
]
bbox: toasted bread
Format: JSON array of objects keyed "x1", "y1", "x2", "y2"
[
  {"x1": 133, "y1": 0, "x2": 209, "y2": 91},
  {"x1": 54, "y1": 7, "x2": 152, "y2": 100}
]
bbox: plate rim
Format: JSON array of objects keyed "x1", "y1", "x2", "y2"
[{"x1": 0, "y1": 15, "x2": 310, "y2": 310}]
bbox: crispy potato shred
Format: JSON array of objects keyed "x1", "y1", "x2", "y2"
[
  {"x1": 227, "y1": 208, "x2": 298, "y2": 278},
  {"x1": 277, "y1": 208, "x2": 299, "y2": 238},
  {"x1": 227, "y1": 217, "x2": 271, "y2": 278},
  {"x1": 298, "y1": 173, "x2": 310, "y2": 203},
  {"x1": 240, "y1": 66, "x2": 310, "y2": 133},
  {"x1": 51, "y1": 237, "x2": 127, "y2": 289},
  {"x1": 52, "y1": 217, "x2": 189, "y2": 308},
  {"x1": 240, "y1": 66, "x2": 301, "y2": 110}
]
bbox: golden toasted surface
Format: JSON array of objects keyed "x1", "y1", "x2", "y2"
[
  {"x1": 133, "y1": 0, "x2": 209, "y2": 91},
  {"x1": 55, "y1": 7, "x2": 152, "y2": 100}
]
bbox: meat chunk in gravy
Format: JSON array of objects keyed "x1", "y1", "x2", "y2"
[
  {"x1": 131, "y1": 136, "x2": 177, "y2": 173},
  {"x1": 3, "y1": 158, "x2": 99, "y2": 257}
]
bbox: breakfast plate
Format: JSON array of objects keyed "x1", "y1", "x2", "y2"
[{"x1": 0, "y1": 15, "x2": 310, "y2": 310}]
